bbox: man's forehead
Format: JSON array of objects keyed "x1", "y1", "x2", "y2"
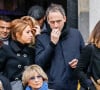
[
  {"x1": 48, "y1": 15, "x2": 64, "y2": 22},
  {"x1": 0, "y1": 20, "x2": 10, "y2": 25}
]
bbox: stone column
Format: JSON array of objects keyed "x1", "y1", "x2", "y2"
[
  {"x1": 78, "y1": 0, "x2": 89, "y2": 42},
  {"x1": 67, "y1": 0, "x2": 78, "y2": 28}
]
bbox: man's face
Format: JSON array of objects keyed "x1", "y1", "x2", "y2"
[
  {"x1": 47, "y1": 11, "x2": 66, "y2": 32},
  {"x1": 37, "y1": 17, "x2": 45, "y2": 28},
  {"x1": 0, "y1": 20, "x2": 11, "y2": 39},
  {"x1": 37, "y1": 19, "x2": 44, "y2": 27}
]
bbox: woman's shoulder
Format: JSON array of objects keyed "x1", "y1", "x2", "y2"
[
  {"x1": 0, "y1": 43, "x2": 9, "y2": 50},
  {"x1": 84, "y1": 43, "x2": 94, "y2": 49},
  {"x1": 81, "y1": 44, "x2": 94, "y2": 54}
]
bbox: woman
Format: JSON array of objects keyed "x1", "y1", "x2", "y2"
[
  {"x1": 22, "y1": 64, "x2": 48, "y2": 90},
  {"x1": 0, "y1": 18, "x2": 40, "y2": 90},
  {"x1": 76, "y1": 21, "x2": 100, "y2": 90}
]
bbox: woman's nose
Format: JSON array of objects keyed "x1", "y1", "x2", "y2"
[
  {"x1": 30, "y1": 32, "x2": 33, "y2": 37},
  {"x1": 34, "y1": 77, "x2": 39, "y2": 82}
]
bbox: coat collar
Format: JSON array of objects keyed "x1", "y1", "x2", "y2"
[
  {"x1": 25, "y1": 81, "x2": 48, "y2": 90},
  {"x1": 9, "y1": 40, "x2": 29, "y2": 53},
  {"x1": 42, "y1": 23, "x2": 69, "y2": 40}
]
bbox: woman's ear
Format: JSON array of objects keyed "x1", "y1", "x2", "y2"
[{"x1": 16, "y1": 32, "x2": 20, "y2": 40}]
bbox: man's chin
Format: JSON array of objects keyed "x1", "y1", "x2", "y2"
[{"x1": 2, "y1": 36, "x2": 8, "y2": 39}]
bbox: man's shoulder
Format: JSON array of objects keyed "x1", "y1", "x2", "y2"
[
  {"x1": 69, "y1": 27, "x2": 80, "y2": 32},
  {"x1": 0, "y1": 44, "x2": 9, "y2": 53},
  {"x1": 36, "y1": 33, "x2": 50, "y2": 43},
  {"x1": 68, "y1": 27, "x2": 82, "y2": 36}
]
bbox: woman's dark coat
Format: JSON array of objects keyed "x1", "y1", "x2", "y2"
[
  {"x1": 0, "y1": 40, "x2": 35, "y2": 81},
  {"x1": 76, "y1": 44, "x2": 100, "y2": 90}
]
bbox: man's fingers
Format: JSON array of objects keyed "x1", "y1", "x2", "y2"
[
  {"x1": 69, "y1": 59, "x2": 78, "y2": 65},
  {"x1": 69, "y1": 59, "x2": 78, "y2": 68}
]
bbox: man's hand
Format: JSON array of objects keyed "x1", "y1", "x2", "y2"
[
  {"x1": 51, "y1": 29, "x2": 61, "y2": 44},
  {"x1": 91, "y1": 77, "x2": 100, "y2": 90},
  {"x1": 68, "y1": 59, "x2": 78, "y2": 68},
  {"x1": 0, "y1": 80, "x2": 3, "y2": 90}
]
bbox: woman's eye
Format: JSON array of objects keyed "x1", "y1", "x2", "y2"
[{"x1": 26, "y1": 30, "x2": 31, "y2": 33}]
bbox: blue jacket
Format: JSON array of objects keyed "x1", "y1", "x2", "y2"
[
  {"x1": 25, "y1": 81, "x2": 48, "y2": 90},
  {"x1": 35, "y1": 25, "x2": 85, "y2": 90}
]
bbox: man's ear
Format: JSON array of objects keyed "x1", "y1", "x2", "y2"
[
  {"x1": 64, "y1": 16, "x2": 67, "y2": 22},
  {"x1": 47, "y1": 17, "x2": 50, "y2": 24},
  {"x1": 43, "y1": 16, "x2": 46, "y2": 20}
]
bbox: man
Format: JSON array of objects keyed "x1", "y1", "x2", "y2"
[
  {"x1": 0, "y1": 15, "x2": 11, "y2": 45},
  {"x1": 35, "y1": 4, "x2": 85, "y2": 90},
  {"x1": 28, "y1": 5, "x2": 46, "y2": 32}
]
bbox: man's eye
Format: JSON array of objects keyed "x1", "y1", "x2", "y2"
[
  {"x1": 50, "y1": 21, "x2": 54, "y2": 24},
  {"x1": 0, "y1": 26, "x2": 11, "y2": 30},
  {"x1": 57, "y1": 20, "x2": 61, "y2": 23},
  {"x1": 0, "y1": 26, "x2": 5, "y2": 29}
]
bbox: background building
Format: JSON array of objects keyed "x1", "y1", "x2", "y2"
[{"x1": 78, "y1": 0, "x2": 89, "y2": 42}]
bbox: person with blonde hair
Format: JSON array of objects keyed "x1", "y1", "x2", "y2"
[{"x1": 22, "y1": 64, "x2": 48, "y2": 90}]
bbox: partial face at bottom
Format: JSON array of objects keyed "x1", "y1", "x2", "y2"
[{"x1": 28, "y1": 70, "x2": 43, "y2": 90}]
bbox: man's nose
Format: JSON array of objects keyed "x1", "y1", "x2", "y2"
[
  {"x1": 54, "y1": 22, "x2": 58, "y2": 27},
  {"x1": 3, "y1": 28, "x2": 7, "y2": 32}
]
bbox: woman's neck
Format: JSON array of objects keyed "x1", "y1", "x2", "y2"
[{"x1": 15, "y1": 40, "x2": 27, "y2": 50}]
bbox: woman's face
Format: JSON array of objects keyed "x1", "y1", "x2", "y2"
[
  {"x1": 16, "y1": 25, "x2": 33, "y2": 44},
  {"x1": 28, "y1": 71, "x2": 43, "y2": 90}
]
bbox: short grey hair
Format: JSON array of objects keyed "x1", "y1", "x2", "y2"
[{"x1": 46, "y1": 4, "x2": 66, "y2": 17}]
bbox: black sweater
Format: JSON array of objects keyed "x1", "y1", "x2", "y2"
[{"x1": 76, "y1": 44, "x2": 100, "y2": 89}]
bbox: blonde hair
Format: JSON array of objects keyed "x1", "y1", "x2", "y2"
[
  {"x1": 11, "y1": 19, "x2": 31, "y2": 40},
  {"x1": 11, "y1": 17, "x2": 38, "y2": 44},
  {"x1": 88, "y1": 20, "x2": 100, "y2": 48},
  {"x1": 21, "y1": 16, "x2": 38, "y2": 28},
  {"x1": 22, "y1": 64, "x2": 48, "y2": 86},
  {"x1": 21, "y1": 16, "x2": 39, "y2": 45}
]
